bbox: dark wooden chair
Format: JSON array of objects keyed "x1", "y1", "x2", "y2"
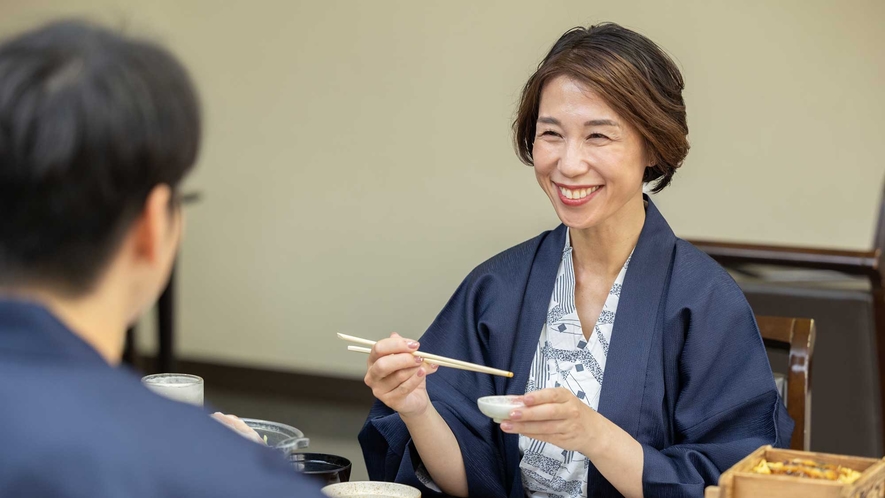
[
  {"x1": 690, "y1": 181, "x2": 884, "y2": 450},
  {"x1": 122, "y1": 192, "x2": 199, "y2": 372},
  {"x1": 122, "y1": 268, "x2": 177, "y2": 373},
  {"x1": 756, "y1": 315, "x2": 815, "y2": 451}
]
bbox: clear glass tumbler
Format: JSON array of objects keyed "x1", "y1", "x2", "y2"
[{"x1": 141, "y1": 373, "x2": 204, "y2": 406}]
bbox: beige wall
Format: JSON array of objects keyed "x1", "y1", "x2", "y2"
[{"x1": 2, "y1": 1, "x2": 883, "y2": 378}]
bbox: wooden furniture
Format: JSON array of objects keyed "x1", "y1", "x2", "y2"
[
  {"x1": 690, "y1": 181, "x2": 885, "y2": 451},
  {"x1": 122, "y1": 268, "x2": 177, "y2": 373},
  {"x1": 757, "y1": 316, "x2": 816, "y2": 451},
  {"x1": 155, "y1": 267, "x2": 176, "y2": 372},
  {"x1": 123, "y1": 191, "x2": 203, "y2": 373},
  {"x1": 122, "y1": 191, "x2": 198, "y2": 373},
  {"x1": 705, "y1": 445, "x2": 885, "y2": 498}
]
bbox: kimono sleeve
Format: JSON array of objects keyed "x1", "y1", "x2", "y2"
[
  {"x1": 641, "y1": 270, "x2": 794, "y2": 497},
  {"x1": 358, "y1": 270, "x2": 513, "y2": 498}
]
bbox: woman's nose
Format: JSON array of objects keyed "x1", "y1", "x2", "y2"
[{"x1": 558, "y1": 141, "x2": 589, "y2": 178}]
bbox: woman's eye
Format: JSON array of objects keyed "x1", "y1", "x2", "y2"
[
  {"x1": 588, "y1": 133, "x2": 609, "y2": 140},
  {"x1": 539, "y1": 130, "x2": 561, "y2": 138}
]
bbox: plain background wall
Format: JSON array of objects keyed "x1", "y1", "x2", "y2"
[{"x1": 2, "y1": 0, "x2": 883, "y2": 379}]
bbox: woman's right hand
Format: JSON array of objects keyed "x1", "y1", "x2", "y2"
[{"x1": 364, "y1": 332, "x2": 438, "y2": 418}]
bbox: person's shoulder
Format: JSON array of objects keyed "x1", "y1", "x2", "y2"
[
  {"x1": 468, "y1": 225, "x2": 562, "y2": 280},
  {"x1": 642, "y1": 199, "x2": 748, "y2": 311},
  {"x1": 0, "y1": 363, "x2": 323, "y2": 497},
  {"x1": 671, "y1": 238, "x2": 738, "y2": 285},
  {"x1": 95, "y1": 378, "x2": 325, "y2": 497},
  {"x1": 662, "y1": 239, "x2": 760, "y2": 333},
  {"x1": 669, "y1": 238, "x2": 746, "y2": 302}
]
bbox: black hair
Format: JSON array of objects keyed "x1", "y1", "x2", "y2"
[{"x1": 0, "y1": 20, "x2": 201, "y2": 295}]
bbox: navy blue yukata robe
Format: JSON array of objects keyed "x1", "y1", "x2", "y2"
[
  {"x1": 359, "y1": 197, "x2": 793, "y2": 498},
  {"x1": 0, "y1": 301, "x2": 325, "y2": 498}
]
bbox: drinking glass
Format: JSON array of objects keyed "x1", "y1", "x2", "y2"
[{"x1": 141, "y1": 373, "x2": 204, "y2": 406}]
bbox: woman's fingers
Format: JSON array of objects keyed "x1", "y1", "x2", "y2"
[
  {"x1": 364, "y1": 333, "x2": 422, "y2": 387},
  {"x1": 500, "y1": 419, "x2": 564, "y2": 435},
  {"x1": 522, "y1": 387, "x2": 571, "y2": 406},
  {"x1": 360, "y1": 332, "x2": 430, "y2": 414},
  {"x1": 508, "y1": 402, "x2": 567, "y2": 422},
  {"x1": 388, "y1": 366, "x2": 429, "y2": 398},
  {"x1": 372, "y1": 364, "x2": 422, "y2": 397},
  {"x1": 370, "y1": 352, "x2": 423, "y2": 380},
  {"x1": 367, "y1": 333, "x2": 419, "y2": 364},
  {"x1": 423, "y1": 362, "x2": 440, "y2": 375}
]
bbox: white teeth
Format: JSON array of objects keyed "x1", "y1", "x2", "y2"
[{"x1": 558, "y1": 185, "x2": 600, "y2": 200}]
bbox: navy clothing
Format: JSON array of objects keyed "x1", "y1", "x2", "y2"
[
  {"x1": 359, "y1": 198, "x2": 793, "y2": 498},
  {"x1": 0, "y1": 300, "x2": 323, "y2": 497}
]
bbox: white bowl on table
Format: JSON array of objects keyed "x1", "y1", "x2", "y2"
[
  {"x1": 477, "y1": 395, "x2": 524, "y2": 423},
  {"x1": 322, "y1": 481, "x2": 420, "y2": 497}
]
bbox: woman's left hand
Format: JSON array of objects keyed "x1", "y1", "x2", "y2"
[{"x1": 499, "y1": 387, "x2": 598, "y2": 454}]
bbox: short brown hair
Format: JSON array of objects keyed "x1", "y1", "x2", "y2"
[{"x1": 513, "y1": 23, "x2": 689, "y2": 192}]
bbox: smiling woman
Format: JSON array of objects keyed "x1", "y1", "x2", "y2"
[
  {"x1": 530, "y1": 76, "x2": 650, "y2": 232},
  {"x1": 359, "y1": 22, "x2": 792, "y2": 498},
  {"x1": 513, "y1": 24, "x2": 690, "y2": 195}
]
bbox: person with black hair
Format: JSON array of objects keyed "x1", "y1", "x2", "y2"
[{"x1": 0, "y1": 20, "x2": 323, "y2": 497}]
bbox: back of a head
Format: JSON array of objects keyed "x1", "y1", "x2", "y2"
[{"x1": 0, "y1": 20, "x2": 201, "y2": 296}]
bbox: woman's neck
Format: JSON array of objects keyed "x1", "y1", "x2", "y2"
[{"x1": 569, "y1": 195, "x2": 646, "y2": 277}]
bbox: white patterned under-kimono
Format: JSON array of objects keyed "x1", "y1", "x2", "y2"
[{"x1": 518, "y1": 229, "x2": 632, "y2": 498}]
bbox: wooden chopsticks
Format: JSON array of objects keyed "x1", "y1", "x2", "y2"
[
  {"x1": 346, "y1": 346, "x2": 483, "y2": 374},
  {"x1": 338, "y1": 333, "x2": 513, "y2": 378}
]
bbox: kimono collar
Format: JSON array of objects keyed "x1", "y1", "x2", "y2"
[
  {"x1": 503, "y1": 196, "x2": 676, "y2": 496},
  {"x1": 596, "y1": 196, "x2": 677, "y2": 436},
  {"x1": 506, "y1": 195, "x2": 677, "y2": 428},
  {"x1": 0, "y1": 299, "x2": 110, "y2": 366}
]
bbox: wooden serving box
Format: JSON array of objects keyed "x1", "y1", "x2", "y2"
[{"x1": 704, "y1": 446, "x2": 885, "y2": 498}]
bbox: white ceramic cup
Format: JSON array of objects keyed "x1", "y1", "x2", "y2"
[{"x1": 477, "y1": 395, "x2": 525, "y2": 423}]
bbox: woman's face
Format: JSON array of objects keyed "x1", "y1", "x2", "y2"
[{"x1": 533, "y1": 75, "x2": 649, "y2": 231}]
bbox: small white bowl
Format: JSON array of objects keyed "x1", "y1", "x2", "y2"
[
  {"x1": 322, "y1": 481, "x2": 420, "y2": 497},
  {"x1": 477, "y1": 395, "x2": 524, "y2": 423}
]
